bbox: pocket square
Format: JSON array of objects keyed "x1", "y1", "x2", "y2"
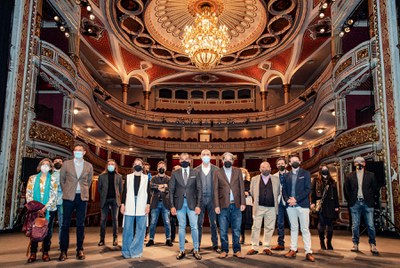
[
  {"x1": 298, "y1": 176, "x2": 305, "y2": 179},
  {"x1": 190, "y1": 176, "x2": 196, "y2": 178}
]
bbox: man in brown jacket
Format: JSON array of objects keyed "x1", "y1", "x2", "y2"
[
  {"x1": 59, "y1": 143, "x2": 93, "y2": 261},
  {"x1": 213, "y1": 152, "x2": 246, "y2": 259}
]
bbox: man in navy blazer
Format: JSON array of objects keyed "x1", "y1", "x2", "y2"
[{"x1": 282, "y1": 155, "x2": 314, "y2": 262}]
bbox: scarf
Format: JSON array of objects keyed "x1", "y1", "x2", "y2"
[{"x1": 33, "y1": 172, "x2": 52, "y2": 220}]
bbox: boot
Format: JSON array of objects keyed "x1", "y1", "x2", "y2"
[
  {"x1": 319, "y1": 231, "x2": 327, "y2": 250},
  {"x1": 327, "y1": 231, "x2": 333, "y2": 250},
  {"x1": 113, "y1": 237, "x2": 118, "y2": 246}
]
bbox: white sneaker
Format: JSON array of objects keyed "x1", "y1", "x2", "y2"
[
  {"x1": 370, "y1": 244, "x2": 379, "y2": 255},
  {"x1": 351, "y1": 243, "x2": 359, "y2": 252}
]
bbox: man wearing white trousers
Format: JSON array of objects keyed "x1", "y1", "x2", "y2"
[
  {"x1": 282, "y1": 155, "x2": 315, "y2": 262},
  {"x1": 246, "y1": 161, "x2": 280, "y2": 256}
]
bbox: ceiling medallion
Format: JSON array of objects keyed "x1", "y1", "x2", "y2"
[{"x1": 182, "y1": 2, "x2": 230, "y2": 70}]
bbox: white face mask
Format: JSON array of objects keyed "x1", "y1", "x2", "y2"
[{"x1": 41, "y1": 165, "x2": 50, "y2": 174}]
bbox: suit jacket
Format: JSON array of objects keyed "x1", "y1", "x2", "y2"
[
  {"x1": 194, "y1": 164, "x2": 219, "y2": 197},
  {"x1": 98, "y1": 172, "x2": 123, "y2": 208},
  {"x1": 282, "y1": 168, "x2": 311, "y2": 208},
  {"x1": 60, "y1": 159, "x2": 93, "y2": 201},
  {"x1": 213, "y1": 167, "x2": 245, "y2": 209},
  {"x1": 169, "y1": 168, "x2": 202, "y2": 210},
  {"x1": 250, "y1": 174, "x2": 280, "y2": 214},
  {"x1": 344, "y1": 170, "x2": 377, "y2": 208},
  {"x1": 150, "y1": 175, "x2": 171, "y2": 209}
]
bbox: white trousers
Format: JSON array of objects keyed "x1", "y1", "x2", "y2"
[
  {"x1": 250, "y1": 206, "x2": 276, "y2": 251},
  {"x1": 286, "y1": 206, "x2": 312, "y2": 254}
]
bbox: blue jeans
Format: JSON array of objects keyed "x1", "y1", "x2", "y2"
[
  {"x1": 122, "y1": 215, "x2": 146, "y2": 258},
  {"x1": 60, "y1": 194, "x2": 87, "y2": 252},
  {"x1": 350, "y1": 200, "x2": 376, "y2": 245},
  {"x1": 198, "y1": 196, "x2": 218, "y2": 248},
  {"x1": 219, "y1": 204, "x2": 242, "y2": 253},
  {"x1": 177, "y1": 198, "x2": 199, "y2": 252},
  {"x1": 57, "y1": 204, "x2": 63, "y2": 247},
  {"x1": 149, "y1": 201, "x2": 171, "y2": 240},
  {"x1": 276, "y1": 200, "x2": 287, "y2": 246}
]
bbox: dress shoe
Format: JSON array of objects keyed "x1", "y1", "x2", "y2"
[
  {"x1": 176, "y1": 251, "x2": 186, "y2": 260},
  {"x1": 239, "y1": 238, "x2": 244, "y2": 244},
  {"x1": 306, "y1": 253, "x2": 315, "y2": 262},
  {"x1": 146, "y1": 239, "x2": 154, "y2": 247},
  {"x1": 370, "y1": 244, "x2": 379, "y2": 255},
  {"x1": 98, "y1": 240, "x2": 105, "y2": 246},
  {"x1": 284, "y1": 250, "x2": 297, "y2": 258},
  {"x1": 263, "y1": 248, "x2": 273, "y2": 255},
  {"x1": 271, "y1": 245, "x2": 285, "y2": 251},
  {"x1": 218, "y1": 252, "x2": 228, "y2": 258},
  {"x1": 166, "y1": 239, "x2": 173, "y2": 247},
  {"x1": 113, "y1": 238, "x2": 118, "y2": 246},
  {"x1": 213, "y1": 246, "x2": 221, "y2": 253},
  {"x1": 42, "y1": 252, "x2": 50, "y2": 262},
  {"x1": 193, "y1": 251, "x2": 202, "y2": 260},
  {"x1": 259, "y1": 241, "x2": 263, "y2": 246},
  {"x1": 58, "y1": 251, "x2": 67, "y2": 261},
  {"x1": 27, "y1": 253, "x2": 36, "y2": 263},
  {"x1": 185, "y1": 239, "x2": 188, "y2": 243},
  {"x1": 233, "y1": 251, "x2": 245, "y2": 259},
  {"x1": 351, "y1": 243, "x2": 359, "y2": 252},
  {"x1": 246, "y1": 249, "x2": 258, "y2": 255},
  {"x1": 76, "y1": 250, "x2": 85, "y2": 260}
]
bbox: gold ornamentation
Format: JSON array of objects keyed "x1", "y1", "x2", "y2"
[
  {"x1": 335, "y1": 57, "x2": 352, "y2": 77},
  {"x1": 356, "y1": 48, "x2": 368, "y2": 61},
  {"x1": 29, "y1": 122, "x2": 75, "y2": 150},
  {"x1": 334, "y1": 125, "x2": 379, "y2": 152},
  {"x1": 58, "y1": 55, "x2": 75, "y2": 77},
  {"x1": 41, "y1": 47, "x2": 54, "y2": 59}
]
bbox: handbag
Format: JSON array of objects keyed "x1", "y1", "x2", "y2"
[
  {"x1": 312, "y1": 184, "x2": 329, "y2": 213},
  {"x1": 30, "y1": 212, "x2": 49, "y2": 242}
]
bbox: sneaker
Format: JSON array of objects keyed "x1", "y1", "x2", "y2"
[
  {"x1": 351, "y1": 243, "x2": 359, "y2": 252},
  {"x1": 146, "y1": 240, "x2": 154, "y2": 247},
  {"x1": 370, "y1": 244, "x2": 379, "y2": 255}
]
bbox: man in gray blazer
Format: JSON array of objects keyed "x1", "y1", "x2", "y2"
[
  {"x1": 169, "y1": 153, "x2": 202, "y2": 260},
  {"x1": 194, "y1": 149, "x2": 219, "y2": 252},
  {"x1": 97, "y1": 159, "x2": 123, "y2": 247},
  {"x1": 247, "y1": 161, "x2": 280, "y2": 256},
  {"x1": 59, "y1": 144, "x2": 93, "y2": 261}
]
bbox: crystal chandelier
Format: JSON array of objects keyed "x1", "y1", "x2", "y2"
[{"x1": 182, "y1": 6, "x2": 230, "y2": 71}]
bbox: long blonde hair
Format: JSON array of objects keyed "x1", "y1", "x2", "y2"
[{"x1": 240, "y1": 167, "x2": 251, "y2": 181}]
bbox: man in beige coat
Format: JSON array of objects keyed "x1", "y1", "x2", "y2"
[{"x1": 247, "y1": 161, "x2": 280, "y2": 255}]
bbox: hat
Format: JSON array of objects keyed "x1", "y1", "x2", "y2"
[{"x1": 354, "y1": 156, "x2": 365, "y2": 163}]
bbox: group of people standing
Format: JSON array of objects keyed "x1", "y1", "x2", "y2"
[{"x1": 25, "y1": 143, "x2": 380, "y2": 263}]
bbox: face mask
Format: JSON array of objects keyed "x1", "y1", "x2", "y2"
[
  {"x1": 108, "y1": 165, "x2": 115, "y2": 172},
  {"x1": 321, "y1": 170, "x2": 329, "y2": 176},
  {"x1": 224, "y1": 161, "x2": 232, "y2": 168},
  {"x1": 74, "y1": 151, "x2": 84, "y2": 159},
  {"x1": 134, "y1": 165, "x2": 143, "y2": 172},
  {"x1": 262, "y1": 171, "x2": 270, "y2": 176},
  {"x1": 278, "y1": 166, "x2": 285, "y2": 172},
  {"x1": 54, "y1": 162, "x2": 62, "y2": 170},
  {"x1": 158, "y1": 168, "x2": 165, "y2": 174},
  {"x1": 41, "y1": 165, "x2": 50, "y2": 174},
  {"x1": 202, "y1": 156, "x2": 210, "y2": 164},
  {"x1": 291, "y1": 162, "x2": 300, "y2": 169},
  {"x1": 357, "y1": 163, "x2": 363, "y2": 170},
  {"x1": 180, "y1": 161, "x2": 190, "y2": 168}
]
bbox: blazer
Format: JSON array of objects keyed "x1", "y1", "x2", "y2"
[
  {"x1": 122, "y1": 173, "x2": 150, "y2": 216},
  {"x1": 213, "y1": 167, "x2": 245, "y2": 210},
  {"x1": 169, "y1": 168, "x2": 202, "y2": 210},
  {"x1": 282, "y1": 168, "x2": 311, "y2": 208},
  {"x1": 194, "y1": 164, "x2": 219, "y2": 197},
  {"x1": 344, "y1": 170, "x2": 377, "y2": 208},
  {"x1": 98, "y1": 172, "x2": 123, "y2": 208},
  {"x1": 250, "y1": 174, "x2": 280, "y2": 214},
  {"x1": 149, "y1": 174, "x2": 171, "y2": 209},
  {"x1": 60, "y1": 159, "x2": 93, "y2": 201}
]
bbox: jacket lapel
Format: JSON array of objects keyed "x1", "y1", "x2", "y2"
[
  {"x1": 70, "y1": 160, "x2": 78, "y2": 180},
  {"x1": 175, "y1": 169, "x2": 185, "y2": 186}
]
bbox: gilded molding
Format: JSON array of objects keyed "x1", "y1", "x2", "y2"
[
  {"x1": 29, "y1": 122, "x2": 75, "y2": 150},
  {"x1": 57, "y1": 55, "x2": 75, "y2": 77},
  {"x1": 334, "y1": 125, "x2": 379, "y2": 153},
  {"x1": 334, "y1": 57, "x2": 352, "y2": 77}
]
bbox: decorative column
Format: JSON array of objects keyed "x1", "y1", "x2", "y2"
[
  {"x1": 143, "y1": 91, "x2": 151, "y2": 111},
  {"x1": 283, "y1": 84, "x2": 291, "y2": 104},
  {"x1": 143, "y1": 124, "x2": 148, "y2": 137},
  {"x1": 223, "y1": 127, "x2": 228, "y2": 141},
  {"x1": 120, "y1": 154, "x2": 125, "y2": 166},
  {"x1": 181, "y1": 127, "x2": 186, "y2": 141},
  {"x1": 260, "y1": 91, "x2": 268, "y2": 112},
  {"x1": 120, "y1": 83, "x2": 129, "y2": 129},
  {"x1": 62, "y1": 95, "x2": 74, "y2": 130},
  {"x1": 335, "y1": 96, "x2": 347, "y2": 131}
]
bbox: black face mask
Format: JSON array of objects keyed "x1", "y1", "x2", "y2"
[
  {"x1": 278, "y1": 166, "x2": 285, "y2": 172},
  {"x1": 54, "y1": 162, "x2": 62, "y2": 170},
  {"x1": 158, "y1": 168, "x2": 165, "y2": 174},
  {"x1": 134, "y1": 165, "x2": 143, "y2": 172},
  {"x1": 291, "y1": 162, "x2": 300, "y2": 169},
  {"x1": 224, "y1": 161, "x2": 233, "y2": 168},
  {"x1": 357, "y1": 164, "x2": 364, "y2": 170},
  {"x1": 321, "y1": 170, "x2": 329, "y2": 176},
  {"x1": 180, "y1": 161, "x2": 190, "y2": 168}
]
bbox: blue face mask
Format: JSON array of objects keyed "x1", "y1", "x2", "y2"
[
  {"x1": 202, "y1": 156, "x2": 210, "y2": 164},
  {"x1": 74, "y1": 151, "x2": 84, "y2": 159},
  {"x1": 108, "y1": 165, "x2": 115, "y2": 172}
]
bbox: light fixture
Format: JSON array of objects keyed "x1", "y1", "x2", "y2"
[
  {"x1": 276, "y1": 148, "x2": 281, "y2": 153},
  {"x1": 339, "y1": 31, "x2": 345, "y2": 37},
  {"x1": 86, "y1": 127, "x2": 93, "y2": 132},
  {"x1": 322, "y1": 2, "x2": 328, "y2": 9},
  {"x1": 129, "y1": 147, "x2": 133, "y2": 151},
  {"x1": 298, "y1": 140, "x2": 304, "y2": 145},
  {"x1": 59, "y1": 25, "x2": 65, "y2": 32},
  {"x1": 182, "y1": 3, "x2": 230, "y2": 71},
  {"x1": 54, "y1": 16, "x2": 60, "y2": 22},
  {"x1": 107, "y1": 140, "x2": 111, "y2": 144},
  {"x1": 331, "y1": 110, "x2": 336, "y2": 116},
  {"x1": 86, "y1": 5, "x2": 92, "y2": 12},
  {"x1": 89, "y1": 14, "x2": 95, "y2": 20},
  {"x1": 73, "y1": 108, "x2": 79, "y2": 114},
  {"x1": 347, "y1": 19, "x2": 354, "y2": 25},
  {"x1": 319, "y1": 28, "x2": 326, "y2": 34},
  {"x1": 344, "y1": 26, "x2": 351, "y2": 33},
  {"x1": 317, "y1": 128, "x2": 325, "y2": 134},
  {"x1": 319, "y1": 12, "x2": 325, "y2": 18},
  {"x1": 64, "y1": 30, "x2": 70, "y2": 38}
]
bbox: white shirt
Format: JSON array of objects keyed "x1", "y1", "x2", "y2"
[
  {"x1": 74, "y1": 158, "x2": 84, "y2": 193},
  {"x1": 356, "y1": 169, "x2": 364, "y2": 199},
  {"x1": 201, "y1": 163, "x2": 211, "y2": 176},
  {"x1": 181, "y1": 167, "x2": 190, "y2": 180}
]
